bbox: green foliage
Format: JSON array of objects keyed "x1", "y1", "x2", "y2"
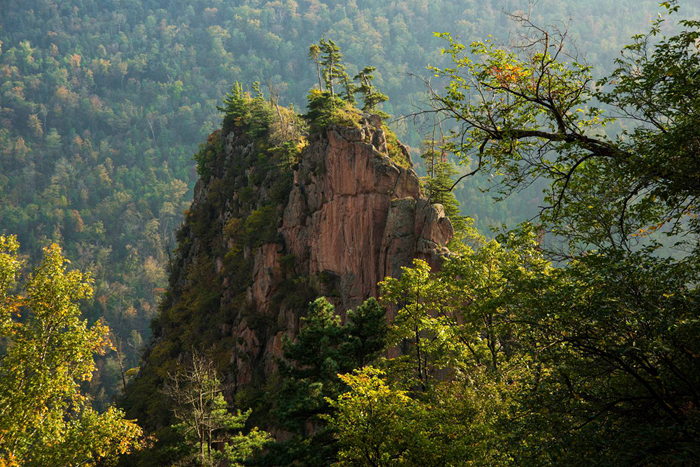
[
  {"x1": 244, "y1": 206, "x2": 278, "y2": 247},
  {"x1": 595, "y1": 7, "x2": 700, "y2": 245},
  {"x1": 193, "y1": 136, "x2": 221, "y2": 180},
  {"x1": 354, "y1": 66, "x2": 389, "y2": 117},
  {"x1": 259, "y1": 297, "x2": 388, "y2": 466},
  {"x1": 379, "y1": 224, "x2": 545, "y2": 386},
  {"x1": 304, "y1": 89, "x2": 363, "y2": 133},
  {"x1": 219, "y1": 82, "x2": 247, "y2": 134},
  {"x1": 420, "y1": 138, "x2": 468, "y2": 242},
  {"x1": 383, "y1": 125, "x2": 411, "y2": 168},
  {"x1": 326, "y1": 367, "x2": 513, "y2": 467},
  {"x1": 0, "y1": 237, "x2": 142, "y2": 466},
  {"x1": 318, "y1": 39, "x2": 348, "y2": 100},
  {"x1": 507, "y1": 247, "x2": 700, "y2": 465},
  {"x1": 342, "y1": 298, "x2": 389, "y2": 368},
  {"x1": 3, "y1": 1, "x2": 698, "y2": 463},
  {"x1": 218, "y1": 82, "x2": 276, "y2": 140},
  {"x1": 160, "y1": 354, "x2": 270, "y2": 467},
  {"x1": 332, "y1": 216, "x2": 700, "y2": 465}
]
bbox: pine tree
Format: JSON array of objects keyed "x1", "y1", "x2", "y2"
[
  {"x1": 258, "y1": 297, "x2": 388, "y2": 466},
  {"x1": 308, "y1": 43, "x2": 323, "y2": 90},
  {"x1": 420, "y1": 138, "x2": 467, "y2": 239},
  {"x1": 341, "y1": 73, "x2": 356, "y2": 105},
  {"x1": 218, "y1": 81, "x2": 246, "y2": 131},
  {"x1": 319, "y1": 39, "x2": 345, "y2": 99},
  {"x1": 354, "y1": 66, "x2": 388, "y2": 115}
]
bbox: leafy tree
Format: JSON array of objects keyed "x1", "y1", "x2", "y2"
[
  {"x1": 507, "y1": 247, "x2": 700, "y2": 465},
  {"x1": 217, "y1": 82, "x2": 276, "y2": 140},
  {"x1": 426, "y1": 4, "x2": 699, "y2": 253},
  {"x1": 161, "y1": 353, "x2": 270, "y2": 467},
  {"x1": 326, "y1": 367, "x2": 514, "y2": 467},
  {"x1": 378, "y1": 224, "x2": 545, "y2": 388},
  {"x1": 303, "y1": 39, "x2": 367, "y2": 132},
  {"x1": 379, "y1": 260, "x2": 455, "y2": 389},
  {"x1": 0, "y1": 236, "x2": 142, "y2": 467}
]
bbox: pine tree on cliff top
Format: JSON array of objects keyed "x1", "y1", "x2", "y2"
[{"x1": 354, "y1": 66, "x2": 389, "y2": 117}]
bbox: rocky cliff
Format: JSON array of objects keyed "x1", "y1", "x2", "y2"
[
  {"x1": 253, "y1": 118, "x2": 452, "y2": 379},
  {"x1": 124, "y1": 110, "x2": 452, "y2": 427}
]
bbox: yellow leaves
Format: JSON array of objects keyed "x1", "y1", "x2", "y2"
[
  {"x1": 68, "y1": 54, "x2": 82, "y2": 68},
  {"x1": 631, "y1": 218, "x2": 671, "y2": 237},
  {"x1": 296, "y1": 138, "x2": 309, "y2": 153},
  {"x1": 0, "y1": 238, "x2": 142, "y2": 465},
  {"x1": 488, "y1": 62, "x2": 527, "y2": 88},
  {"x1": 0, "y1": 453, "x2": 20, "y2": 467}
]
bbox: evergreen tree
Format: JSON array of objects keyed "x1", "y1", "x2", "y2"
[
  {"x1": 341, "y1": 73, "x2": 356, "y2": 106},
  {"x1": 257, "y1": 297, "x2": 388, "y2": 466},
  {"x1": 342, "y1": 298, "x2": 388, "y2": 368},
  {"x1": 354, "y1": 66, "x2": 389, "y2": 115},
  {"x1": 308, "y1": 43, "x2": 323, "y2": 90},
  {"x1": 420, "y1": 138, "x2": 467, "y2": 242},
  {"x1": 319, "y1": 39, "x2": 346, "y2": 100},
  {"x1": 218, "y1": 81, "x2": 246, "y2": 133}
]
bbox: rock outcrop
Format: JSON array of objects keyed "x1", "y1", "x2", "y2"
[
  {"x1": 136, "y1": 116, "x2": 452, "y2": 398},
  {"x1": 279, "y1": 123, "x2": 452, "y2": 312}
]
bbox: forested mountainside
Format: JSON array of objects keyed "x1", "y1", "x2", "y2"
[
  {"x1": 2, "y1": 0, "x2": 697, "y2": 405},
  {"x1": 0, "y1": 0, "x2": 698, "y2": 465}
]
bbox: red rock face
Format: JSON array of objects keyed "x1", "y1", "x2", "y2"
[
  {"x1": 281, "y1": 124, "x2": 451, "y2": 311},
  {"x1": 234, "y1": 121, "x2": 452, "y2": 381},
  {"x1": 186, "y1": 119, "x2": 452, "y2": 387}
]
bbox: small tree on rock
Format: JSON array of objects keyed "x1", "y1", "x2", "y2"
[
  {"x1": 354, "y1": 66, "x2": 388, "y2": 116},
  {"x1": 162, "y1": 353, "x2": 270, "y2": 467}
]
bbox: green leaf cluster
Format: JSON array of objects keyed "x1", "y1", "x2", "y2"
[
  {"x1": 258, "y1": 297, "x2": 388, "y2": 466},
  {"x1": 0, "y1": 236, "x2": 142, "y2": 466}
]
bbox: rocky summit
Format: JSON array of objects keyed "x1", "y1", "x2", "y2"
[{"x1": 122, "y1": 108, "x2": 452, "y2": 433}]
